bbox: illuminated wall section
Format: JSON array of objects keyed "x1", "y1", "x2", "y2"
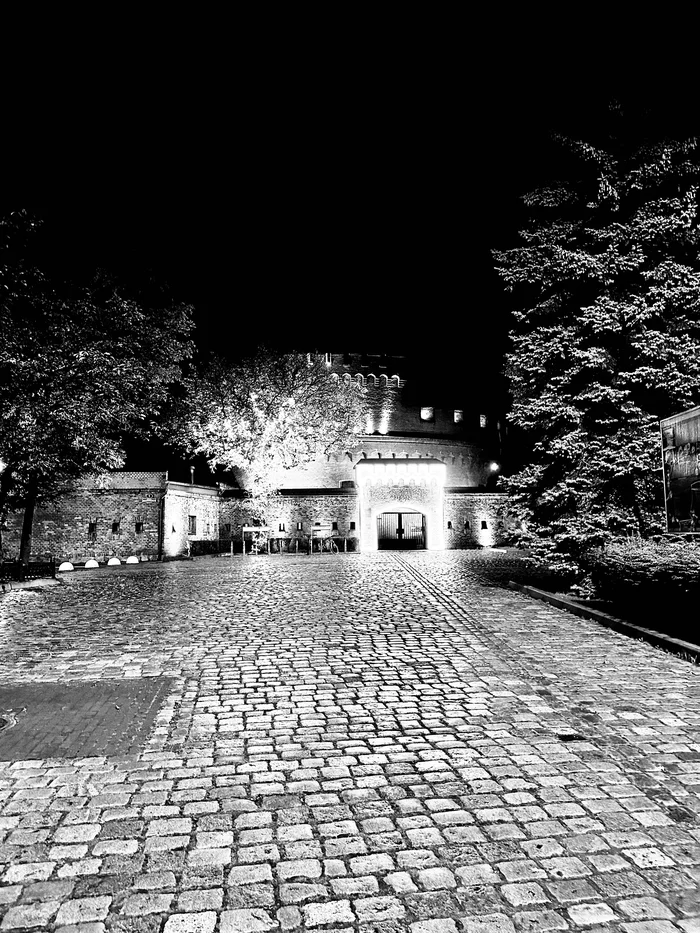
[{"x1": 355, "y1": 459, "x2": 446, "y2": 551}]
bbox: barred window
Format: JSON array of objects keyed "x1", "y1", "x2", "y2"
[
  {"x1": 88, "y1": 521, "x2": 97, "y2": 539},
  {"x1": 111, "y1": 521, "x2": 120, "y2": 535},
  {"x1": 188, "y1": 515, "x2": 197, "y2": 535},
  {"x1": 135, "y1": 521, "x2": 144, "y2": 534}
]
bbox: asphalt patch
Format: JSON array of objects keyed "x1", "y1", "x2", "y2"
[{"x1": 0, "y1": 677, "x2": 174, "y2": 760}]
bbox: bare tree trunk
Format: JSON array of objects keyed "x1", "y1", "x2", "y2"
[
  {"x1": 19, "y1": 474, "x2": 38, "y2": 565},
  {"x1": 0, "y1": 466, "x2": 13, "y2": 562}
]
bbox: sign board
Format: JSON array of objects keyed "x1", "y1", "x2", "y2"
[
  {"x1": 660, "y1": 405, "x2": 700, "y2": 533},
  {"x1": 242, "y1": 526, "x2": 270, "y2": 532}
]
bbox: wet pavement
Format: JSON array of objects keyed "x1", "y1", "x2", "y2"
[{"x1": 0, "y1": 551, "x2": 698, "y2": 933}]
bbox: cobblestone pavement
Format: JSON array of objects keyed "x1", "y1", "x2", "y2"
[{"x1": 0, "y1": 551, "x2": 698, "y2": 933}]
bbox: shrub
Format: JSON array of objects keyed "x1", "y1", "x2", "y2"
[{"x1": 590, "y1": 538, "x2": 700, "y2": 607}]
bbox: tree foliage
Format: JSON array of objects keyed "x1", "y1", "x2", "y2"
[
  {"x1": 0, "y1": 211, "x2": 195, "y2": 559},
  {"x1": 169, "y1": 351, "x2": 368, "y2": 517},
  {"x1": 493, "y1": 106, "x2": 700, "y2": 583}
]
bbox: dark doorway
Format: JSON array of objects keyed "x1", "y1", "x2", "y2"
[{"x1": 377, "y1": 512, "x2": 426, "y2": 549}]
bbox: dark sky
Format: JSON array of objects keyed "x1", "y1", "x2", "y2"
[{"x1": 32, "y1": 90, "x2": 585, "y2": 373}]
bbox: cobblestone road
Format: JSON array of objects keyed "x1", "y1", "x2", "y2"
[{"x1": 0, "y1": 551, "x2": 698, "y2": 933}]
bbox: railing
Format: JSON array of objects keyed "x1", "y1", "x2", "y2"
[
  {"x1": 0, "y1": 558, "x2": 56, "y2": 583},
  {"x1": 189, "y1": 537, "x2": 360, "y2": 556}
]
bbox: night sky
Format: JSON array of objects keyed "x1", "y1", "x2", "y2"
[{"x1": 22, "y1": 86, "x2": 695, "y2": 480}]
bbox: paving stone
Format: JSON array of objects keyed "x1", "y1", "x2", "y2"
[
  {"x1": 0, "y1": 900, "x2": 61, "y2": 930},
  {"x1": 1, "y1": 552, "x2": 699, "y2": 933}
]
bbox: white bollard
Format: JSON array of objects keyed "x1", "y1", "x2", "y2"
[
  {"x1": 126, "y1": 556, "x2": 139, "y2": 564},
  {"x1": 58, "y1": 561, "x2": 74, "y2": 572},
  {"x1": 107, "y1": 557, "x2": 121, "y2": 566},
  {"x1": 85, "y1": 559, "x2": 99, "y2": 569}
]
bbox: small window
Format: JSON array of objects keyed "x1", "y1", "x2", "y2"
[
  {"x1": 88, "y1": 521, "x2": 97, "y2": 540},
  {"x1": 206, "y1": 523, "x2": 210, "y2": 535},
  {"x1": 454, "y1": 409, "x2": 463, "y2": 423},
  {"x1": 332, "y1": 521, "x2": 338, "y2": 531},
  {"x1": 188, "y1": 515, "x2": 197, "y2": 536},
  {"x1": 135, "y1": 521, "x2": 144, "y2": 534},
  {"x1": 279, "y1": 523, "x2": 286, "y2": 532},
  {"x1": 325, "y1": 352, "x2": 332, "y2": 366},
  {"x1": 481, "y1": 520, "x2": 488, "y2": 530},
  {"x1": 224, "y1": 523, "x2": 231, "y2": 533},
  {"x1": 464, "y1": 520, "x2": 471, "y2": 529},
  {"x1": 480, "y1": 413, "x2": 487, "y2": 429},
  {"x1": 420, "y1": 406, "x2": 434, "y2": 422},
  {"x1": 297, "y1": 522, "x2": 303, "y2": 531},
  {"x1": 447, "y1": 521, "x2": 453, "y2": 529},
  {"x1": 350, "y1": 521, "x2": 356, "y2": 531},
  {"x1": 112, "y1": 521, "x2": 120, "y2": 536}
]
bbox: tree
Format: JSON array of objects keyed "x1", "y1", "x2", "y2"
[
  {"x1": 169, "y1": 350, "x2": 368, "y2": 517},
  {"x1": 492, "y1": 104, "x2": 700, "y2": 584},
  {"x1": 0, "y1": 212, "x2": 195, "y2": 562}
]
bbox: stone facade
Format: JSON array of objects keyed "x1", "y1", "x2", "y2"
[
  {"x1": 2, "y1": 473, "x2": 166, "y2": 563},
  {"x1": 3, "y1": 474, "x2": 224, "y2": 563},
  {"x1": 2, "y1": 353, "x2": 510, "y2": 561}
]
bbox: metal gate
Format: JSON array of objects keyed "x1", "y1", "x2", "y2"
[{"x1": 377, "y1": 512, "x2": 425, "y2": 549}]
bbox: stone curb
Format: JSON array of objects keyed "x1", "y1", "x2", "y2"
[
  {"x1": 0, "y1": 576, "x2": 65, "y2": 594},
  {"x1": 508, "y1": 581, "x2": 700, "y2": 662}
]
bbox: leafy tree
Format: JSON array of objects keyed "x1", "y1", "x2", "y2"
[
  {"x1": 0, "y1": 212, "x2": 195, "y2": 562},
  {"x1": 169, "y1": 350, "x2": 368, "y2": 518},
  {"x1": 493, "y1": 105, "x2": 700, "y2": 585}
]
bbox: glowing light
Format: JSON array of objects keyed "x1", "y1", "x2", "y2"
[
  {"x1": 489, "y1": 462, "x2": 500, "y2": 473},
  {"x1": 420, "y1": 407, "x2": 434, "y2": 422}
]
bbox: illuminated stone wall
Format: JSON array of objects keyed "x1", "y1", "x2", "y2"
[
  {"x1": 162, "y1": 483, "x2": 221, "y2": 558},
  {"x1": 2, "y1": 473, "x2": 166, "y2": 562},
  {"x1": 444, "y1": 493, "x2": 509, "y2": 548}
]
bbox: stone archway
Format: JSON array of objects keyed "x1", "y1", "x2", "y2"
[{"x1": 355, "y1": 459, "x2": 447, "y2": 551}]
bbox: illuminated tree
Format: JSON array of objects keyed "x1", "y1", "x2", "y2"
[
  {"x1": 170, "y1": 351, "x2": 368, "y2": 517},
  {"x1": 493, "y1": 105, "x2": 700, "y2": 584},
  {"x1": 0, "y1": 212, "x2": 195, "y2": 561}
]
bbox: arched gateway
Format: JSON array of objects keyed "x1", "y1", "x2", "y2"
[{"x1": 355, "y1": 459, "x2": 446, "y2": 551}]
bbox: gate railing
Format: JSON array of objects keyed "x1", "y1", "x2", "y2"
[{"x1": 0, "y1": 558, "x2": 56, "y2": 583}]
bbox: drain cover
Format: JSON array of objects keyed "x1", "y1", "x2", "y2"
[{"x1": 0, "y1": 678, "x2": 173, "y2": 760}]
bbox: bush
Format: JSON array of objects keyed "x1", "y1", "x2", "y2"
[{"x1": 590, "y1": 538, "x2": 700, "y2": 608}]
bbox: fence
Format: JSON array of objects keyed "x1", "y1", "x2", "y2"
[
  {"x1": 0, "y1": 559, "x2": 56, "y2": 583},
  {"x1": 189, "y1": 537, "x2": 360, "y2": 556}
]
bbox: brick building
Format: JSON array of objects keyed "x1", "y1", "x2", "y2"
[
  {"x1": 3, "y1": 353, "x2": 510, "y2": 562},
  {"x1": 2, "y1": 473, "x2": 221, "y2": 563}
]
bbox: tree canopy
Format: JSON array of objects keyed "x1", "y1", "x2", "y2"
[
  {"x1": 0, "y1": 211, "x2": 195, "y2": 559},
  {"x1": 493, "y1": 104, "x2": 700, "y2": 583},
  {"x1": 168, "y1": 350, "x2": 368, "y2": 516}
]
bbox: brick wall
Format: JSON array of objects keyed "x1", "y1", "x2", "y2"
[
  {"x1": 2, "y1": 473, "x2": 166, "y2": 562},
  {"x1": 220, "y1": 493, "x2": 359, "y2": 542},
  {"x1": 444, "y1": 493, "x2": 509, "y2": 548}
]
